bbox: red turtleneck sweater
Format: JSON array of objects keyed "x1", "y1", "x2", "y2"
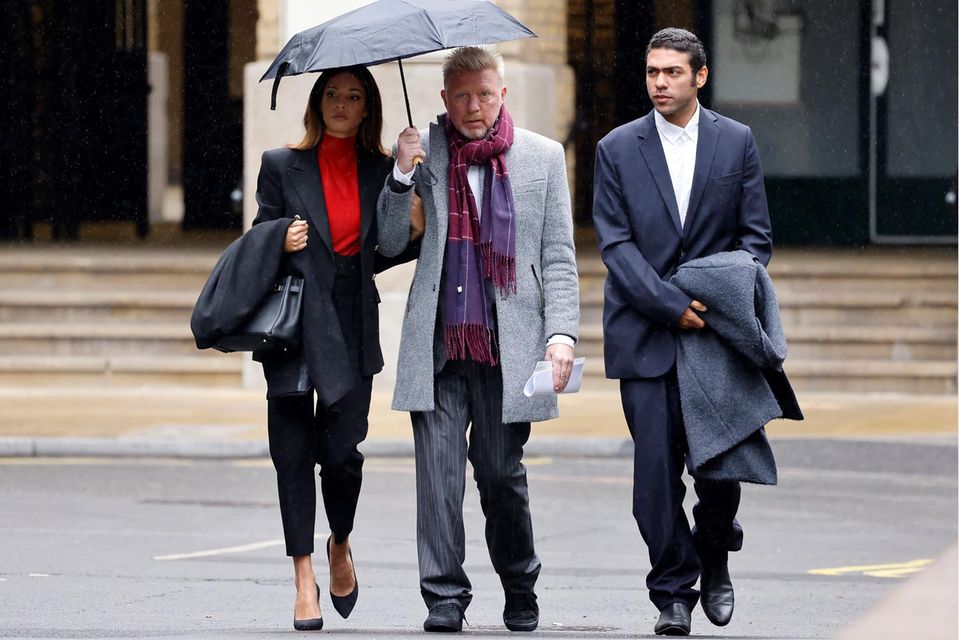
[{"x1": 318, "y1": 134, "x2": 361, "y2": 256}]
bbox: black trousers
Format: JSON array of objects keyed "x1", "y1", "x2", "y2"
[
  {"x1": 620, "y1": 368, "x2": 742, "y2": 611},
  {"x1": 411, "y1": 359, "x2": 540, "y2": 611},
  {"x1": 267, "y1": 254, "x2": 370, "y2": 557}
]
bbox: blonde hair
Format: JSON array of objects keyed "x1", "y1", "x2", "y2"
[{"x1": 442, "y1": 46, "x2": 505, "y2": 87}]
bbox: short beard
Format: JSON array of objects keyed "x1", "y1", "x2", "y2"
[{"x1": 458, "y1": 126, "x2": 490, "y2": 140}]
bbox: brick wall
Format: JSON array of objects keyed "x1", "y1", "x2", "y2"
[{"x1": 256, "y1": 0, "x2": 281, "y2": 61}]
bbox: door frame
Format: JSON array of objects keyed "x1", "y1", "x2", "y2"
[{"x1": 868, "y1": 0, "x2": 957, "y2": 244}]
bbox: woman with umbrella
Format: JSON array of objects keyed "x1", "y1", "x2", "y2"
[{"x1": 252, "y1": 65, "x2": 417, "y2": 631}]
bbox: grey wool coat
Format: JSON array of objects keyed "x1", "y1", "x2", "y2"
[
  {"x1": 670, "y1": 250, "x2": 803, "y2": 485},
  {"x1": 377, "y1": 120, "x2": 580, "y2": 423}
]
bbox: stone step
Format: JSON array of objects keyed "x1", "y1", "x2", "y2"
[
  {"x1": 0, "y1": 354, "x2": 243, "y2": 387},
  {"x1": 576, "y1": 270, "x2": 956, "y2": 296},
  {"x1": 575, "y1": 249, "x2": 958, "y2": 293},
  {"x1": 578, "y1": 305, "x2": 958, "y2": 328},
  {"x1": 0, "y1": 249, "x2": 217, "y2": 290},
  {"x1": 0, "y1": 322, "x2": 198, "y2": 356},
  {"x1": 575, "y1": 247, "x2": 958, "y2": 278},
  {"x1": 577, "y1": 287, "x2": 957, "y2": 327},
  {"x1": 578, "y1": 287, "x2": 957, "y2": 308},
  {"x1": 784, "y1": 326, "x2": 957, "y2": 360},
  {"x1": 579, "y1": 357, "x2": 957, "y2": 394},
  {"x1": 576, "y1": 325, "x2": 956, "y2": 361},
  {"x1": 0, "y1": 290, "x2": 197, "y2": 322},
  {"x1": 783, "y1": 359, "x2": 958, "y2": 394}
]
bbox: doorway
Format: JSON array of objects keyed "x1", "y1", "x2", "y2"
[
  {"x1": 567, "y1": 0, "x2": 709, "y2": 226},
  {"x1": 870, "y1": 0, "x2": 958, "y2": 242},
  {"x1": 568, "y1": 0, "x2": 957, "y2": 245},
  {"x1": 181, "y1": 0, "x2": 257, "y2": 231},
  {"x1": 0, "y1": 0, "x2": 148, "y2": 240}
]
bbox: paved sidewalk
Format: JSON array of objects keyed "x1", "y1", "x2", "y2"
[
  {"x1": 837, "y1": 543, "x2": 958, "y2": 640},
  {"x1": 0, "y1": 385, "x2": 954, "y2": 457},
  {"x1": 0, "y1": 385, "x2": 955, "y2": 639}
]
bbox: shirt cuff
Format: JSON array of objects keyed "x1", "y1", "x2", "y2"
[
  {"x1": 546, "y1": 334, "x2": 575, "y2": 348},
  {"x1": 392, "y1": 162, "x2": 416, "y2": 185}
]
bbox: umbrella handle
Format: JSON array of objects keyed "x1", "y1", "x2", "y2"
[
  {"x1": 271, "y1": 61, "x2": 290, "y2": 111},
  {"x1": 397, "y1": 59, "x2": 413, "y2": 129},
  {"x1": 397, "y1": 61, "x2": 434, "y2": 183}
]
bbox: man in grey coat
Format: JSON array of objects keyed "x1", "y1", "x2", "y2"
[{"x1": 377, "y1": 46, "x2": 579, "y2": 633}]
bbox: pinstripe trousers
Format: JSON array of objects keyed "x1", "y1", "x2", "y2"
[{"x1": 411, "y1": 359, "x2": 541, "y2": 611}]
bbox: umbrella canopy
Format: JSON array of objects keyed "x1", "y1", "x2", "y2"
[{"x1": 259, "y1": 0, "x2": 536, "y2": 115}]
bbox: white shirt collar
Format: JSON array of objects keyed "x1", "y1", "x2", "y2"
[{"x1": 654, "y1": 102, "x2": 701, "y2": 145}]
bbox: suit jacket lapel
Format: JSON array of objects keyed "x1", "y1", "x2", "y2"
[
  {"x1": 636, "y1": 115, "x2": 682, "y2": 235},
  {"x1": 428, "y1": 121, "x2": 450, "y2": 254},
  {"x1": 288, "y1": 147, "x2": 334, "y2": 255},
  {"x1": 684, "y1": 109, "x2": 720, "y2": 238},
  {"x1": 357, "y1": 149, "x2": 379, "y2": 246}
]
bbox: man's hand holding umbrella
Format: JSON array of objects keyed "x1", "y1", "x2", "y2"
[{"x1": 396, "y1": 127, "x2": 425, "y2": 174}]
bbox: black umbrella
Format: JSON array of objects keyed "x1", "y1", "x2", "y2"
[{"x1": 259, "y1": 0, "x2": 536, "y2": 127}]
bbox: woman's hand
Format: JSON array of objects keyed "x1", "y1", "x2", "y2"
[{"x1": 284, "y1": 218, "x2": 309, "y2": 253}]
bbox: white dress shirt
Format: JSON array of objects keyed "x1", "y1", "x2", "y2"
[
  {"x1": 394, "y1": 163, "x2": 484, "y2": 217},
  {"x1": 392, "y1": 161, "x2": 575, "y2": 350},
  {"x1": 654, "y1": 102, "x2": 700, "y2": 228}
]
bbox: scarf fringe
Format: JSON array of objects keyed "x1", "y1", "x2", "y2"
[
  {"x1": 445, "y1": 323, "x2": 499, "y2": 366},
  {"x1": 479, "y1": 243, "x2": 517, "y2": 294}
]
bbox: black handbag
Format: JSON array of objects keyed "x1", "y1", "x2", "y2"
[{"x1": 213, "y1": 275, "x2": 303, "y2": 353}]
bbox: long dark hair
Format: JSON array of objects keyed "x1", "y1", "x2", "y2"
[{"x1": 291, "y1": 65, "x2": 387, "y2": 156}]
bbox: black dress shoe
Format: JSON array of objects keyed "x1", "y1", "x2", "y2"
[
  {"x1": 293, "y1": 583, "x2": 324, "y2": 631},
  {"x1": 424, "y1": 603, "x2": 465, "y2": 632},
  {"x1": 503, "y1": 591, "x2": 539, "y2": 632},
  {"x1": 700, "y1": 557, "x2": 734, "y2": 626},
  {"x1": 326, "y1": 535, "x2": 359, "y2": 619},
  {"x1": 654, "y1": 602, "x2": 691, "y2": 636}
]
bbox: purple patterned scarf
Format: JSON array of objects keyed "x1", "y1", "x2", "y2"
[{"x1": 443, "y1": 105, "x2": 517, "y2": 366}]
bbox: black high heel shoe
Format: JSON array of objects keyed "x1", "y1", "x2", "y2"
[
  {"x1": 326, "y1": 535, "x2": 359, "y2": 619},
  {"x1": 293, "y1": 583, "x2": 324, "y2": 631}
]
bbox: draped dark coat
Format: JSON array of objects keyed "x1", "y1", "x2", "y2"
[
  {"x1": 192, "y1": 144, "x2": 416, "y2": 407},
  {"x1": 670, "y1": 250, "x2": 803, "y2": 485}
]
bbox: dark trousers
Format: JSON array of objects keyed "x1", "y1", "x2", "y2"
[
  {"x1": 267, "y1": 253, "x2": 370, "y2": 557},
  {"x1": 620, "y1": 369, "x2": 742, "y2": 611},
  {"x1": 411, "y1": 359, "x2": 540, "y2": 611}
]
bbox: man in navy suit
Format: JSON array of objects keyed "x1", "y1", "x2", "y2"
[{"x1": 592, "y1": 28, "x2": 773, "y2": 636}]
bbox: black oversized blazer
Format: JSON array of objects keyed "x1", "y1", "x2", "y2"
[{"x1": 251, "y1": 143, "x2": 415, "y2": 407}]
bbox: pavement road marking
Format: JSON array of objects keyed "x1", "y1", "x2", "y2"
[
  {"x1": 808, "y1": 559, "x2": 933, "y2": 578},
  {"x1": 0, "y1": 457, "x2": 194, "y2": 466},
  {"x1": 154, "y1": 532, "x2": 367, "y2": 562},
  {"x1": 154, "y1": 539, "x2": 285, "y2": 561}
]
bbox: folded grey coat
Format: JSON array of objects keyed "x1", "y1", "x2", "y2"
[{"x1": 670, "y1": 250, "x2": 803, "y2": 485}]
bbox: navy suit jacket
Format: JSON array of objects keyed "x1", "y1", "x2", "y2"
[{"x1": 592, "y1": 107, "x2": 773, "y2": 379}]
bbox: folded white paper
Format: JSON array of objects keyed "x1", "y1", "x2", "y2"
[{"x1": 523, "y1": 357, "x2": 586, "y2": 397}]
